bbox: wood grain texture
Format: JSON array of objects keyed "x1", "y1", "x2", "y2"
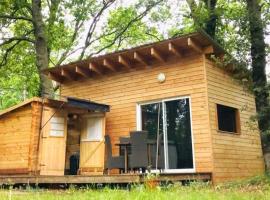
[
  {"x1": 61, "y1": 55, "x2": 213, "y2": 173},
  {"x1": 0, "y1": 105, "x2": 33, "y2": 174},
  {"x1": 39, "y1": 107, "x2": 67, "y2": 176},
  {"x1": 204, "y1": 57, "x2": 265, "y2": 183},
  {"x1": 79, "y1": 114, "x2": 106, "y2": 175}
]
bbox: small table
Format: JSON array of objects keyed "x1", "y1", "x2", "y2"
[{"x1": 115, "y1": 142, "x2": 131, "y2": 173}]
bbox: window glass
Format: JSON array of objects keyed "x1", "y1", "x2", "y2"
[
  {"x1": 50, "y1": 117, "x2": 65, "y2": 137},
  {"x1": 217, "y1": 104, "x2": 238, "y2": 133},
  {"x1": 85, "y1": 118, "x2": 103, "y2": 141}
]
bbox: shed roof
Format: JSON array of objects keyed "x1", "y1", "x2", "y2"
[
  {"x1": 43, "y1": 31, "x2": 225, "y2": 83},
  {"x1": 0, "y1": 97, "x2": 110, "y2": 117}
]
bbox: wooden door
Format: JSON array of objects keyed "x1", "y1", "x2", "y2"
[
  {"x1": 79, "y1": 113, "x2": 105, "y2": 175},
  {"x1": 39, "y1": 107, "x2": 67, "y2": 176}
]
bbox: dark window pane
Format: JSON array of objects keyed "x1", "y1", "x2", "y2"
[
  {"x1": 165, "y1": 98, "x2": 193, "y2": 169},
  {"x1": 217, "y1": 104, "x2": 237, "y2": 133},
  {"x1": 141, "y1": 103, "x2": 163, "y2": 140}
]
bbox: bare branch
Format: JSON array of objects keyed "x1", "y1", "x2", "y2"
[
  {"x1": 0, "y1": 37, "x2": 35, "y2": 46},
  {"x1": 0, "y1": 14, "x2": 32, "y2": 22},
  {"x1": 0, "y1": 40, "x2": 21, "y2": 66},
  {"x1": 79, "y1": 0, "x2": 116, "y2": 59},
  {"x1": 88, "y1": 0, "x2": 163, "y2": 57}
]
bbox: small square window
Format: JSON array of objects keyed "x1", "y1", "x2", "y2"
[{"x1": 217, "y1": 104, "x2": 240, "y2": 133}]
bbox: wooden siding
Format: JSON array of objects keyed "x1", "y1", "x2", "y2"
[
  {"x1": 0, "y1": 105, "x2": 33, "y2": 174},
  {"x1": 29, "y1": 102, "x2": 42, "y2": 174},
  {"x1": 204, "y1": 57, "x2": 265, "y2": 183},
  {"x1": 61, "y1": 55, "x2": 213, "y2": 173}
]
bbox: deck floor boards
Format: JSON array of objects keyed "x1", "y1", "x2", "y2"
[{"x1": 0, "y1": 173, "x2": 211, "y2": 185}]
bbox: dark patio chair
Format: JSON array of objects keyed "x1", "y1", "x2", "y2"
[
  {"x1": 104, "y1": 135, "x2": 125, "y2": 174},
  {"x1": 128, "y1": 131, "x2": 148, "y2": 171}
]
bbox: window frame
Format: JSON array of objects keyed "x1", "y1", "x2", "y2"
[
  {"x1": 216, "y1": 104, "x2": 241, "y2": 134},
  {"x1": 136, "y1": 96, "x2": 196, "y2": 173},
  {"x1": 81, "y1": 114, "x2": 104, "y2": 142}
]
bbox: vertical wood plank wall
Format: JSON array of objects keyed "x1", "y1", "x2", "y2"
[
  {"x1": 29, "y1": 102, "x2": 42, "y2": 174},
  {"x1": 0, "y1": 105, "x2": 33, "y2": 174},
  {"x1": 61, "y1": 55, "x2": 213, "y2": 173},
  {"x1": 205, "y1": 57, "x2": 265, "y2": 183}
]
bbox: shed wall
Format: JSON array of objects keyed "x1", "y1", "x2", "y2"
[
  {"x1": 205, "y1": 57, "x2": 265, "y2": 183},
  {"x1": 61, "y1": 55, "x2": 213, "y2": 173},
  {"x1": 0, "y1": 105, "x2": 33, "y2": 174}
]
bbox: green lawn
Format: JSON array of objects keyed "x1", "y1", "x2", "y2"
[{"x1": 1, "y1": 176, "x2": 270, "y2": 200}]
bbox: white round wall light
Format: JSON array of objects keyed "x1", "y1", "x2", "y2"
[{"x1": 157, "y1": 73, "x2": 166, "y2": 83}]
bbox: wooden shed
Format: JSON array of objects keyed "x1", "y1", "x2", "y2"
[
  {"x1": 0, "y1": 31, "x2": 265, "y2": 184},
  {"x1": 0, "y1": 97, "x2": 109, "y2": 176}
]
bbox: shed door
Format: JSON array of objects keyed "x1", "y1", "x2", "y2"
[
  {"x1": 79, "y1": 114, "x2": 105, "y2": 174},
  {"x1": 39, "y1": 108, "x2": 67, "y2": 176}
]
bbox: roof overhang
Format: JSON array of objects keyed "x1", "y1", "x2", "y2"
[
  {"x1": 0, "y1": 97, "x2": 110, "y2": 117},
  {"x1": 43, "y1": 31, "x2": 225, "y2": 83}
]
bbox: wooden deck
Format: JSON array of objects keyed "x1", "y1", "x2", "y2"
[{"x1": 0, "y1": 173, "x2": 211, "y2": 185}]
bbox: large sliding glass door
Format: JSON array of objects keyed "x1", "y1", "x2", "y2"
[{"x1": 137, "y1": 97, "x2": 194, "y2": 172}]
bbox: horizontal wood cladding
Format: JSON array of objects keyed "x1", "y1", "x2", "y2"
[
  {"x1": 61, "y1": 55, "x2": 213, "y2": 173},
  {"x1": 205, "y1": 58, "x2": 265, "y2": 183},
  {"x1": 0, "y1": 105, "x2": 33, "y2": 174}
]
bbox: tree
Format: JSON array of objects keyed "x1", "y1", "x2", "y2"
[
  {"x1": 246, "y1": 0, "x2": 270, "y2": 140},
  {"x1": 0, "y1": 0, "x2": 163, "y2": 103},
  {"x1": 186, "y1": 0, "x2": 218, "y2": 38}
]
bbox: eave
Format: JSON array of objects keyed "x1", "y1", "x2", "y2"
[{"x1": 43, "y1": 31, "x2": 225, "y2": 83}]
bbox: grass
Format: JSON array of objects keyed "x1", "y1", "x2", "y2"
[{"x1": 0, "y1": 175, "x2": 270, "y2": 200}]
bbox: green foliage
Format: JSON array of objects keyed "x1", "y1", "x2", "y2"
[
  {"x1": 99, "y1": 6, "x2": 161, "y2": 52},
  {"x1": 0, "y1": 175, "x2": 270, "y2": 199},
  {"x1": 0, "y1": 41, "x2": 39, "y2": 110}
]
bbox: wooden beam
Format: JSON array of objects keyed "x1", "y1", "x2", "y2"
[
  {"x1": 89, "y1": 62, "x2": 102, "y2": 75},
  {"x1": 75, "y1": 66, "x2": 91, "y2": 78},
  {"x1": 150, "y1": 47, "x2": 165, "y2": 62},
  {"x1": 187, "y1": 38, "x2": 203, "y2": 53},
  {"x1": 203, "y1": 45, "x2": 214, "y2": 54},
  {"x1": 118, "y1": 55, "x2": 131, "y2": 69},
  {"x1": 48, "y1": 72, "x2": 63, "y2": 83},
  {"x1": 61, "y1": 69, "x2": 76, "y2": 80},
  {"x1": 168, "y1": 42, "x2": 182, "y2": 57},
  {"x1": 134, "y1": 51, "x2": 148, "y2": 66},
  {"x1": 103, "y1": 59, "x2": 117, "y2": 72}
]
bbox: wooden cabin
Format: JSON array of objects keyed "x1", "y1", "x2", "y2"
[
  {"x1": 0, "y1": 97, "x2": 109, "y2": 176},
  {"x1": 0, "y1": 32, "x2": 265, "y2": 184}
]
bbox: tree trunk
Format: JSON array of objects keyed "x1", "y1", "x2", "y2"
[
  {"x1": 203, "y1": 0, "x2": 217, "y2": 38},
  {"x1": 246, "y1": 0, "x2": 270, "y2": 133},
  {"x1": 186, "y1": 0, "x2": 218, "y2": 38},
  {"x1": 31, "y1": 0, "x2": 53, "y2": 97}
]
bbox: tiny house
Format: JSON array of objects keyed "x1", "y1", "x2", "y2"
[
  {"x1": 0, "y1": 32, "x2": 265, "y2": 184},
  {"x1": 0, "y1": 97, "x2": 109, "y2": 176}
]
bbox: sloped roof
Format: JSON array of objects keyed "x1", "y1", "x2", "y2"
[
  {"x1": 0, "y1": 97, "x2": 110, "y2": 117},
  {"x1": 43, "y1": 31, "x2": 225, "y2": 83}
]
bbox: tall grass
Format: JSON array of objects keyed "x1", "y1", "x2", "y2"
[{"x1": 0, "y1": 175, "x2": 270, "y2": 200}]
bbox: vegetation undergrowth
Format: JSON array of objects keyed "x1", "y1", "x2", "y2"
[{"x1": 0, "y1": 174, "x2": 270, "y2": 200}]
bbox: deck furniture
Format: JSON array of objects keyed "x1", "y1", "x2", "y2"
[
  {"x1": 115, "y1": 142, "x2": 131, "y2": 173},
  {"x1": 104, "y1": 135, "x2": 125, "y2": 173},
  {"x1": 128, "y1": 131, "x2": 149, "y2": 171},
  {"x1": 119, "y1": 136, "x2": 131, "y2": 156}
]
